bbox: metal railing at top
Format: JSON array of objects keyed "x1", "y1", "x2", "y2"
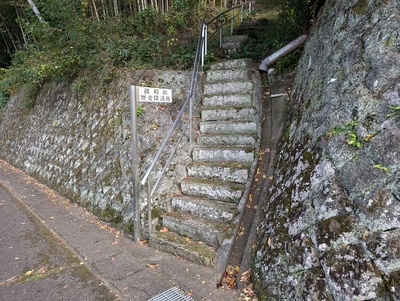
[
  {"x1": 202, "y1": 1, "x2": 255, "y2": 64},
  {"x1": 134, "y1": 1, "x2": 255, "y2": 242}
]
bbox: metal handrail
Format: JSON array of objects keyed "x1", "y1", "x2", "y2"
[
  {"x1": 202, "y1": 1, "x2": 254, "y2": 62},
  {"x1": 139, "y1": 2, "x2": 254, "y2": 241},
  {"x1": 140, "y1": 20, "x2": 206, "y2": 240}
]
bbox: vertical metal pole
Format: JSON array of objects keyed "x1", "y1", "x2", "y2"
[
  {"x1": 189, "y1": 80, "x2": 195, "y2": 145},
  {"x1": 231, "y1": 9, "x2": 234, "y2": 34},
  {"x1": 147, "y1": 179, "x2": 152, "y2": 239},
  {"x1": 219, "y1": 15, "x2": 222, "y2": 48},
  {"x1": 202, "y1": 23, "x2": 207, "y2": 66},
  {"x1": 204, "y1": 24, "x2": 208, "y2": 58},
  {"x1": 129, "y1": 86, "x2": 140, "y2": 243}
]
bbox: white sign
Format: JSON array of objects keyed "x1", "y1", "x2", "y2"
[{"x1": 137, "y1": 86, "x2": 172, "y2": 103}]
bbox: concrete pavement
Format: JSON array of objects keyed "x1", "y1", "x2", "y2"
[{"x1": 0, "y1": 159, "x2": 239, "y2": 301}]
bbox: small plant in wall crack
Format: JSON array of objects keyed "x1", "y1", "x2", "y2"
[
  {"x1": 327, "y1": 119, "x2": 378, "y2": 149},
  {"x1": 373, "y1": 164, "x2": 390, "y2": 173},
  {"x1": 387, "y1": 105, "x2": 400, "y2": 118},
  {"x1": 346, "y1": 132, "x2": 363, "y2": 149}
]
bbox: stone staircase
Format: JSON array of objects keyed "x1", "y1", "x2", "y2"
[
  {"x1": 149, "y1": 34, "x2": 259, "y2": 275},
  {"x1": 149, "y1": 57, "x2": 258, "y2": 268}
]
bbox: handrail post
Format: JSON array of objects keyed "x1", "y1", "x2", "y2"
[
  {"x1": 129, "y1": 86, "x2": 140, "y2": 243},
  {"x1": 231, "y1": 8, "x2": 234, "y2": 34},
  {"x1": 147, "y1": 179, "x2": 151, "y2": 239},
  {"x1": 219, "y1": 15, "x2": 223, "y2": 47},
  {"x1": 202, "y1": 23, "x2": 207, "y2": 66},
  {"x1": 189, "y1": 84, "x2": 194, "y2": 145}
]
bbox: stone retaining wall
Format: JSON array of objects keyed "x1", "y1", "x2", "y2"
[
  {"x1": 253, "y1": 0, "x2": 400, "y2": 299},
  {"x1": 0, "y1": 69, "x2": 198, "y2": 232}
]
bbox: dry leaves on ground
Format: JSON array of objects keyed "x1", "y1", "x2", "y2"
[
  {"x1": 220, "y1": 265, "x2": 239, "y2": 289},
  {"x1": 239, "y1": 268, "x2": 258, "y2": 301}
]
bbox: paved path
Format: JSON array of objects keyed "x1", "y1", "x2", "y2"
[
  {"x1": 0, "y1": 184, "x2": 117, "y2": 301},
  {"x1": 0, "y1": 160, "x2": 239, "y2": 301}
]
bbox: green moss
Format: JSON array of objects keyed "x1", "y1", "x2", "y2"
[
  {"x1": 115, "y1": 192, "x2": 123, "y2": 203},
  {"x1": 302, "y1": 150, "x2": 313, "y2": 165},
  {"x1": 305, "y1": 99, "x2": 311, "y2": 109},
  {"x1": 151, "y1": 206, "x2": 163, "y2": 219},
  {"x1": 93, "y1": 204, "x2": 123, "y2": 225},
  {"x1": 317, "y1": 215, "x2": 355, "y2": 245},
  {"x1": 124, "y1": 220, "x2": 134, "y2": 233},
  {"x1": 157, "y1": 231, "x2": 215, "y2": 259},
  {"x1": 102, "y1": 172, "x2": 112, "y2": 186},
  {"x1": 114, "y1": 115, "x2": 123, "y2": 126},
  {"x1": 352, "y1": 0, "x2": 368, "y2": 15}
]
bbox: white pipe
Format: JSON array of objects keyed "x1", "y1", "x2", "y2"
[{"x1": 259, "y1": 35, "x2": 308, "y2": 72}]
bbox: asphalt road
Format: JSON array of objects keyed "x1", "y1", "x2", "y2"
[{"x1": 0, "y1": 184, "x2": 119, "y2": 301}]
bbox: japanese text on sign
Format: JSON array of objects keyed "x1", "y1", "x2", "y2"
[{"x1": 137, "y1": 87, "x2": 172, "y2": 103}]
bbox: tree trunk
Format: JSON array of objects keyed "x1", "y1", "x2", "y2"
[
  {"x1": 113, "y1": 0, "x2": 119, "y2": 17},
  {"x1": 26, "y1": 0, "x2": 44, "y2": 22},
  {"x1": 91, "y1": 0, "x2": 100, "y2": 20}
]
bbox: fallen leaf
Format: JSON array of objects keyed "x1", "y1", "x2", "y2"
[
  {"x1": 147, "y1": 263, "x2": 159, "y2": 269},
  {"x1": 160, "y1": 227, "x2": 168, "y2": 233},
  {"x1": 37, "y1": 267, "x2": 47, "y2": 274},
  {"x1": 25, "y1": 270, "x2": 34, "y2": 276}
]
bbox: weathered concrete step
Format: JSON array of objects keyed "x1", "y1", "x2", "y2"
[
  {"x1": 193, "y1": 147, "x2": 254, "y2": 163},
  {"x1": 206, "y1": 69, "x2": 252, "y2": 83},
  {"x1": 201, "y1": 106, "x2": 255, "y2": 121},
  {"x1": 181, "y1": 178, "x2": 244, "y2": 203},
  {"x1": 171, "y1": 195, "x2": 237, "y2": 222},
  {"x1": 150, "y1": 231, "x2": 216, "y2": 266},
  {"x1": 223, "y1": 35, "x2": 248, "y2": 44},
  {"x1": 204, "y1": 81, "x2": 253, "y2": 96},
  {"x1": 209, "y1": 58, "x2": 252, "y2": 71},
  {"x1": 197, "y1": 133, "x2": 256, "y2": 148},
  {"x1": 187, "y1": 161, "x2": 249, "y2": 184},
  {"x1": 203, "y1": 94, "x2": 252, "y2": 107},
  {"x1": 200, "y1": 120, "x2": 257, "y2": 135},
  {"x1": 162, "y1": 213, "x2": 231, "y2": 248}
]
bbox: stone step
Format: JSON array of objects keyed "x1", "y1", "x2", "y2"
[
  {"x1": 171, "y1": 195, "x2": 237, "y2": 222},
  {"x1": 206, "y1": 69, "x2": 252, "y2": 83},
  {"x1": 192, "y1": 147, "x2": 254, "y2": 163},
  {"x1": 197, "y1": 133, "x2": 256, "y2": 148},
  {"x1": 221, "y1": 36, "x2": 248, "y2": 54},
  {"x1": 209, "y1": 58, "x2": 252, "y2": 71},
  {"x1": 203, "y1": 94, "x2": 252, "y2": 107},
  {"x1": 181, "y1": 178, "x2": 244, "y2": 203},
  {"x1": 223, "y1": 35, "x2": 248, "y2": 44},
  {"x1": 200, "y1": 120, "x2": 257, "y2": 135},
  {"x1": 162, "y1": 213, "x2": 231, "y2": 248},
  {"x1": 204, "y1": 81, "x2": 253, "y2": 96},
  {"x1": 201, "y1": 106, "x2": 255, "y2": 121},
  {"x1": 150, "y1": 231, "x2": 216, "y2": 266},
  {"x1": 187, "y1": 161, "x2": 249, "y2": 184}
]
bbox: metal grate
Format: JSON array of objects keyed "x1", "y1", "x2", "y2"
[{"x1": 148, "y1": 287, "x2": 196, "y2": 301}]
